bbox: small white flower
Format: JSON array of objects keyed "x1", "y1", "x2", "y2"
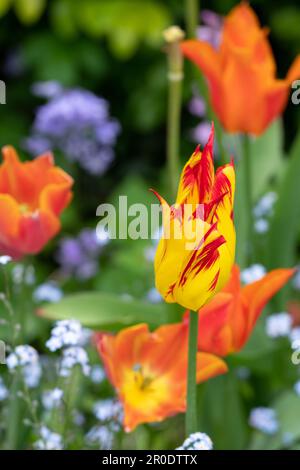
[
  {"x1": 90, "y1": 365, "x2": 106, "y2": 384},
  {"x1": 249, "y1": 407, "x2": 279, "y2": 435},
  {"x1": 265, "y1": 312, "x2": 292, "y2": 338},
  {"x1": 24, "y1": 363, "x2": 42, "y2": 388},
  {"x1": 11, "y1": 264, "x2": 24, "y2": 284},
  {"x1": 146, "y1": 287, "x2": 162, "y2": 304},
  {"x1": 96, "y1": 225, "x2": 110, "y2": 245},
  {"x1": 72, "y1": 410, "x2": 85, "y2": 426},
  {"x1": 290, "y1": 327, "x2": 300, "y2": 348},
  {"x1": 144, "y1": 246, "x2": 156, "y2": 262},
  {"x1": 294, "y1": 380, "x2": 300, "y2": 396},
  {"x1": 86, "y1": 425, "x2": 113, "y2": 450},
  {"x1": 93, "y1": 399, "x2": 123, "y2": 426},
  {"x1": 0, "y1": 255, "x2": 12, "y2": 265},
  {"x1": 176, "y1": 432, "x2": 213, "y2": 450},
  {"x1": 42, "y1": 388, "x2": 64, "y2": 410},
  {"x1": 33, "y1": 282, "x2": 63, "y2": 303},
  {"x1": 241, "y1": 264, "x2": 266, "y2": 285},
  {"x1": 24, "y1": 265, "x2": 36, "y2": 285},
  {"x1": 235, "y1": 366, "x2": 251, "y2": 380},
  {"x1": 34, "y1": 426, "x2": 63, "y2": 450},
  {"x1": 152, "y1": 226, "x2": 163, "y2": 244},
  {"x1": 7, "y1": 345, "x2": 39, "y2": 369},
  {"x1": 292, "y1": 269, "x2": 300, "y2": 290},
  {"x1": 7, "y1": 345, "x2": 41, "y2": 388},
  {"x1": 253, "y1": 192, "x2": 277, "y2": 218},
  {"x1": 0, "y1": 377, "x2": 8, "y2": 401},
  {"x1": 254, "y1": 218, "x2": 269, "y2": 234},
  {"x1": 46, "y1": 319, "x2": 84, "y2": 351},
  {"x1": 59, "y1": 346, "x2": 90, "y2": 377}
]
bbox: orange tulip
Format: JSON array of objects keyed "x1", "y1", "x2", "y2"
[
  {"x1": 96, "y1": 322, "x2": 227, "y2": 431},
  {"x1": 0, "y1": 146, "x2": 73, "y2": 259},
  {"x1": 184, "y1": 265, "x2": 295, "y2": 356},
  {"x1": 181, "y1": 3, "x2": 300, "y2": 135}
]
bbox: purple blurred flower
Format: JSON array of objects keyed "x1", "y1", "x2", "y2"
[
  {"x1": 188, "y1": 95, "x2": 206, "y2": 118},
  {"x1": 31, "y1": 81, "x2": 63, "y2": 99},
  {"x1": 197, "y1": 10, "x2": 223, "y2": 50},
  {"x1": 190, "y1": 121, "x2": 212, "y2": 147},
  {"x1": 25, "y1": 86, "x2": 120, "y2": 175},
  {"x1": 3, "y1": 49, "x2": 25, "y2": 77},
  {"x1": 56, "y1": 228, "x2": 109, "y2": 281}
]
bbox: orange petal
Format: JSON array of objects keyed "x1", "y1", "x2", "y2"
[
  {"x1": 287, "y1": 55, "x2": 300, "y2": 84},
  {"x1": 39, "y1": 183, "x2": 73, "y2": 216},
  {"x1": 18, "y1": 210, "x2": 60, "y2": 255},
  {"x1": 196, "y1": 352, "x2": 228, "y2": 383},
  {"x1": 241, "y1": 268, "x2": 295, "y2": 345},
  {"x1": 0, "y1": 194, "x2": 21, "y2": 258},
  {"x1": 196, "y1": 292, "x2": 233, "y2": 356}
]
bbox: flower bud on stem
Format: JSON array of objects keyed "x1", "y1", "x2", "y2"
[{"x1": 163, "y1": 26, "x2": 185, "y2": 200}]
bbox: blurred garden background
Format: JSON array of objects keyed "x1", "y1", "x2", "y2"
[{"x1": 0, "y1": 0, "x2": 300, "y2": 451}]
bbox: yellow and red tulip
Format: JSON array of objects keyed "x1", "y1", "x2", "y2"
[
  {"x1": 153, "y1": 124, "x2": 235, "y2": 311},
  {"x1": 96, "y1": 322, "x2": 227, "y2": 432},
  {"x1": 0, "y1": 146, "x2": 73, "y2": 259},
  {"x1": 181, "y1": 3, "x2": 300, "y2": 135},
  {"x1": 184, "y1": 265, "x2": 295, "y2": 356}
]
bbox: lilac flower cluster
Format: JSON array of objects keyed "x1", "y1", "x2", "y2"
[
  {"x1": 197, "y1": 10, "x2": 223, "y2": 50},
  {"x1": 56, "y1": 228, "x2": 109, "y2": 281},
  {"x1": 25, "y1": 83, "x2": 120, "y2": 175}
]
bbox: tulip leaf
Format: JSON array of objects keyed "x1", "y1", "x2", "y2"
[
  {"x1": 229, "y1": 322, "x2": 278, "y2": 373},
  {"x1": 267, "y1": 130, "x2": 300, "y2": 271},
  {"x1": 38, "y1": 292, "x2": 181, "y2": 330},
  {"x1": 249, "y1": 119, "x2": 284, "y2": 201},
  {"x1": 199, "y1": 372, "x2": 247, "y2": 450}
]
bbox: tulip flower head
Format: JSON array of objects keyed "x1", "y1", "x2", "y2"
[
  {"x1": 0, "y1": 146, "x2": 73, "y2": 259},
  {"x1": 153, "y1": 124, "x2": 235, "y2": 311},
  {"x1": 96, "y1": 322, "x2": 227, "y2": 432},
  {"x1": 181, "y1": 3, "x2": 300, "y2": 135},
  {"x1": 186, "y1": 265, "x2": 295, "y2": 356}
]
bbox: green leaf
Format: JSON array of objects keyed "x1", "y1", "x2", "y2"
[
  {"x1": 271, "y1": 7, "x2": 300, "y2": 42},
  {"x1": 38, "y1": 292, "x2": 181, "y2": 330},
  {"x1": 78, "y1": 0, "x2": 170, "y2": 59},
  {"x1": 14, "y1": 0, "x2": 46, "y2": 24},
  {"x1": 250, "y1": 119, "x2": 284, "y2": 201},
  {"x1": 229, "y1": 320, "x2": 278, "y2": 373},
  {"x1": 50, "y1": 0, "x2": 77, "y2": 38},
  {"x1": 199, "y1": 372, "x2": 247, "y2": 449},
  {"x1": 0, "y1": 0, "x2": 11, "y2": 17},
  {"x1": 267, "y1": 129, "x2": 300, "y2": 272}
]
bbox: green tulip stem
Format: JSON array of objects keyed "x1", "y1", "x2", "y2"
[
  {"x1": 185, "y1": 0, "x2": 199, "y2": 39},
  {"x1": 186, "y1": 310, "x2": 199, "y2": 436},
  {"x1": 243, "y1": 134, "x2": 255, "y2": 263}
]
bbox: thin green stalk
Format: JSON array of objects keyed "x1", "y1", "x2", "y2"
[
  {"x1": 185, "y1": 0, "x2": 199, "y2": 38},
  {"x1": 164, "y1": 26, "x2": 185, "y2": 200},
  {"x1": 4, "y1": 260, "x2": 30, "y2": 449},
  {"x1": 243, "y1": 134, "x2": 255, "y2": 264},
  {"x1": 6, "y1": 373, "x2": 23, "y2": 449},
  {"x1": 186, "y1": 311, "x2": 198, "y2": 436}
]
